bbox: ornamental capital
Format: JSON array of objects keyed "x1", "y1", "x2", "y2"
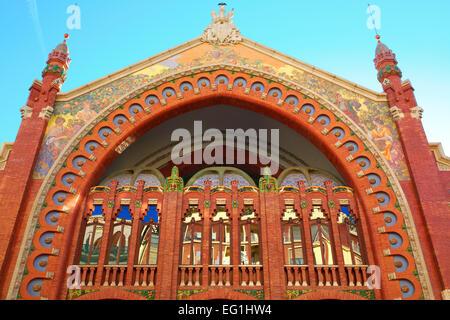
[{"x1": 201, "y1": 4, "x2": 242, "y2": 46}]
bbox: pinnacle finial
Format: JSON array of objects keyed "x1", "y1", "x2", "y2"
[{"x1": 201, "y1": 4, "x2": 242, "y2": 45}]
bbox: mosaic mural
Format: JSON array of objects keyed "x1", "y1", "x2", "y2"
[{"x1": 33, "y1": 43, "x2": 409, "y2": 180}]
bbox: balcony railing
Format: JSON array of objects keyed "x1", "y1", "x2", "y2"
[
  {"x1": 238, "y1": 265, "x2": 263, "y2": 287},
  {"x1": 284, "y1": 265, "x2": 369, "y2": 288},
  {"x1": 179, "y1": 265, "x2": 202, "y2": 287},
  {"x1": 133, "y1": 265, "x2": 157, "y2": 287},
  {"x1": 75, "y1": 264, "x2": 368, "y2": 291}
]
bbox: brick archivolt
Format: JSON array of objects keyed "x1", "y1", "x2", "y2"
[{"x1": 11, "y1": 65, "x2": 433, "y2": 300}]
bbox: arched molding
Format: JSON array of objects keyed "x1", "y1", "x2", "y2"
[
  {"x1": 277, "y1": 166, "x2": 344, "y2": 187},
  {"x1": 99, "y1": 167, "x2": 165, "y2": 187},
  {"x1": 10, "y1": 65, "x2": 433, "y2": 300},
  {"x1": 186, "y1": 166, "x2": 256, "y2": 187}
]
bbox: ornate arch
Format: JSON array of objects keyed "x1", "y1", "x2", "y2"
[
  {"x1": 186, "y1": 166, "x2": 257, "y2": 187},
  {"x1": 10, "y1": 65, "x2": 433, "y2": 300}
]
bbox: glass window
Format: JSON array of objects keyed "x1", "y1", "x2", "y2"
[
  {"x1": 310, "y1": 206, "x2": 334, "y2": 265},
  {"x1": 240, "y1": 205, "x2": 261, "y2": 265},
  {"x1": 210, "y1": 206, "x2": 231, "y2": 265},
  {"x1": 137, "y1": 205, "x2": 160, "y2": 265},
  {"x1": 108, "y1": 205, "x2": 133, "y2": 265},
  {"x1": 338, "y1": 206, "x2": 365, "y2": 265},
  {"x1": 79, "y1": 205, "x2": 104, "y2": 265},
  {"x1": 180, "y1": 204, "x2": 203, "y2": 265},
  {"x1": 281, "y1": 209, "x2": 305, "y2": 265}
]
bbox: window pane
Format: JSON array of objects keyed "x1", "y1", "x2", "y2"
[
  {"x1": 211, "y1": 225, "x2": 219, "y2": 242},
  {"x1": 250, "y1": 225, "x2": 259, "y2": 243},
  {"x1": 181, "y1": 244, "x2": 191, "y2": 265},
  {"x1": 193, "y1": 242, "x2": 202, "y2": 265},
  {"x1": 283, "y1": 225, "x2": 291, "y2": 243},
  {"x1": 294, "y1": 246, "x2": 304, "y2": 265},
  {"x1": 211, "y1": 243, "x2": 220, "y2": 264},
  {"x1": 194, "y1": 225, "x2": 202, "y2": 241},
  {"x1": 183, "y1": 225, "x2": 192, "y2": 242},
  {"x1": 108, "y1": 225, "x2": 122, "y2": 264},
  {"x1": 224, "y1": 224, "x2": 231, "y2": 244},
  {"x1": 79, "y1": 225, "x2": 94, "y2": 265},
  {"x1": 240, "y1": 245, "x2": 249, "y2": 265},
  {"x1": 240, "y1": 225, "x2": 247, "y2": 243},
  {"x1": 222, "y1": 245, "x2": 231, "y2": 265},
  {"x1": 118, "y1": 225, "x2": 131, "y2": 264},
  {"x1": 292, "y1": 225, "x2": 302, "y2": 242},
  {"x1": 251, "y1": 244, "x2": 260, "y2": 264},
  {"x1": 310, "y1": 224, "x2": 322, "y2": 265}
]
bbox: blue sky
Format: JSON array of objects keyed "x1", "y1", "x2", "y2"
[{"x1": 0, "y1": 0, "x2": 449, "y2": 153}]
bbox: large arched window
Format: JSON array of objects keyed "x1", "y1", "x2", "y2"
[
  {"x1": 310, "y1": 205, "x2": 335, "y2": 265},
  {"x1": 180, "y1": 204, "x2": 203, "y2": 265},
  {"x1": 79, "y1": 205, "x2": 104, "y2": 265},
  {"x1": 281, "y1": 203, "x2": 306, "y2": 265},
  {"x1": 210, "y1": 205, "x2": 231, "y2": 265},
  {"x1": 137, "y1": 204, "x2": 160, "y2": 265},
  {"x1": 108, "y1": 205, "x2": 133, "y2": 265},
  {"x1": 338, "y1": 205, "x2": 365, "y2": 265},
  {"x1": 240, "y1": 204, "x2": 261, "y2": 265}
]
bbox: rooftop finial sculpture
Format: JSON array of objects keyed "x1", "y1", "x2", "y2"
[{"x1": 201, "y1": 3, "x2": 242, "y2": 46}]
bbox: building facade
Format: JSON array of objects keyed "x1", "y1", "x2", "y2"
[{"x1": 0, "y1": 6, "x2": 449, "y2": 300}]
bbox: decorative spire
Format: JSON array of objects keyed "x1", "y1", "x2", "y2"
[
  {"x1": 373, "y1": 35, "x2": 402, "y2": 84},
  {"x1": 259, "y1": 167, "x2": 278, "y2": 192},
  {"x1": 201, "y1": 3, "x2": 242, "y2": 46},
  {"x1": 47, "y1": 35, "x2": 71, "y2": 68},
  {"x1": 42, "y1": 35, "x2": 71, "y2": 89},
  {"x1": 165, "y1": 166, "x2": 184, "y2": 192}
]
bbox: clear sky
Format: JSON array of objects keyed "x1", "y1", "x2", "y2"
[{"x1": 0, "y1": 0, "x2": 449, "y2": 154}]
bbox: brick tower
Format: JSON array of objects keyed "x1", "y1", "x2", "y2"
[
  {"x1": 374, "y1": 38, "x2": 449, "y2": 299},
  {"x1": 0, "y1": 38, "x2": 71, "y2": 286}
]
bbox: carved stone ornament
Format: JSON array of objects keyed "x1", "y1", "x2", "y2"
[
  {"x1": 410, "y1": 106, "x2": 424, "y2": 119},
  {"x1": 51, "y1": 78, "x2": 63, "y2": 89},
  {"x1": 20, "y1": 105, "x2": 33, "y2": 119},
  {"x1": 39, "y1": 106, "x2": 54, "y2": 120},
  {"x1": 382, "y1": 78, "x2": 391, "y2": 86},
  {"x1": 201, "y1": 5, "x2": 242, "y2": 46},
  {"x1": 389, "y1": 106, "x2": 404, "y2": 121},
  {"x1": 115, "y1": 136, "x2": 136, "y2": 155}
]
